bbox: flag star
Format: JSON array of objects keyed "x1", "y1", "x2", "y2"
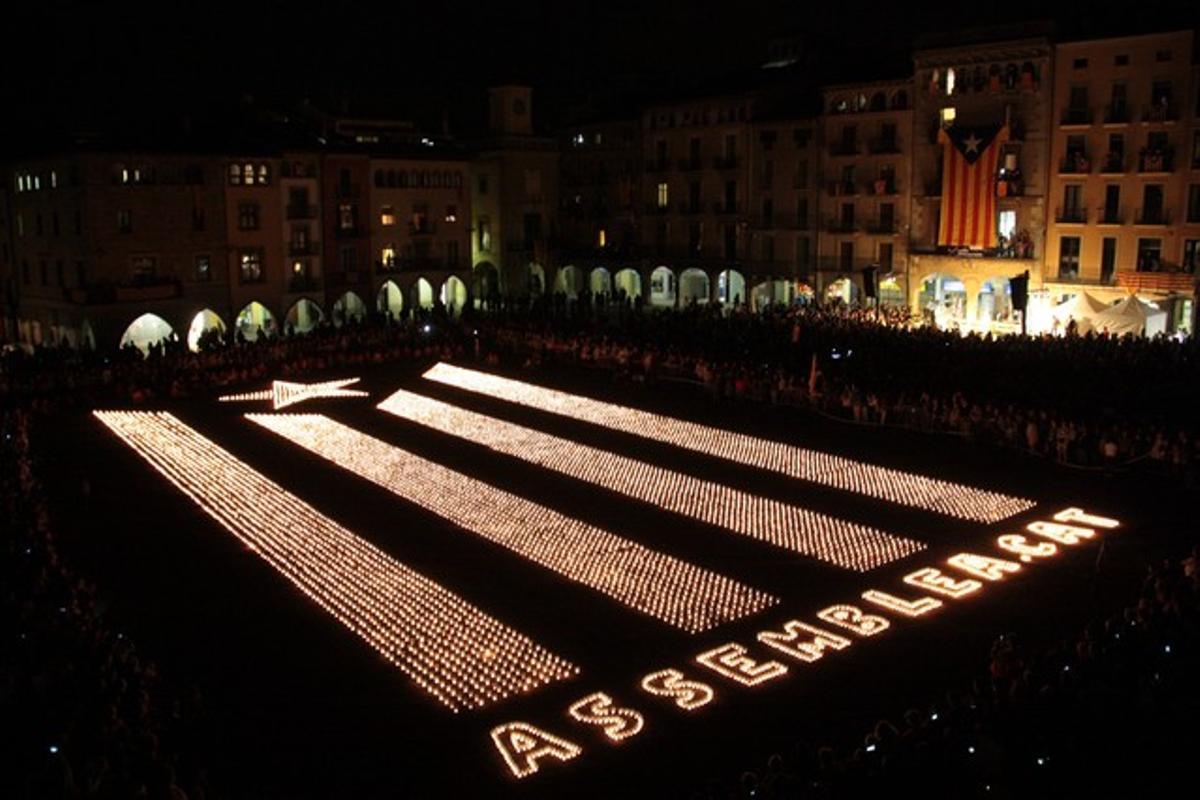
[
  {"x1": 218, "y1": 378, "x2": 369, "y2": 409},
  {"x1": 963, "y1": 133, "x2": 982, "y2": 154}
]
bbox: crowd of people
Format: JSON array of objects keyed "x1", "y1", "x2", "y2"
[
  {"x1": 482, "y1": 301, "x2": 1200, "y2": 477},
  {"x1": 1, "y1": 409, "x2": 209, "y2": 799},
  {"x1": 709, "y1": 546, "x2": 1200, "y2": 799}
]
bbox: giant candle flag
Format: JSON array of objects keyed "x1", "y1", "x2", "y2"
[{"x1": 937, "y1": 124, "x2": 1008, "y2": 250}]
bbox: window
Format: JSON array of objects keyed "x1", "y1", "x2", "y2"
[
  {"x1": 340, "y1": 246, "x2": 357, "y2": 271},
  {"x1": 1137, "y1": 238, "x2": 1162, "y2": 271},
  {"x1": 762, "y1": 234, "x2": 774, "y2": 261},
  {"x1": 1188, "y1": 184, "x2": 1200, "y2": 223},
  {"x1": 192, "y1": 206, "x2": 206, "y2": 231},
  {"x1": 687, "y1": 222, "x2": 702, "y2": 254},
  {"x1": 597, "y1": 228, "x2": 606, "y2": 248},
  {"x1": 1193, "y1": 131, "x2": 1200, "y2": 169},
  {"x1": 239, "y1": 250, "x2": 263, "y2": 282},
  {"x1": 796, "y1": 236, "x2": 810, "y2": 267},
  {"x1": 411, "y1": 205, "x2": 429, "y2": 234},
  {"x1": 1100, "y1": 238, "x2": 1116, "y2": 283},
  {"x1": 1058, "y1": 236, "x2": 1080, "y2": 278},
  {"x1": 796, "y1": 197, "x2": 808, "y2": 227},
  {"x1": 117, "y1": 210, "x2": 132, "y2": 233},
  {"x1": 478, "y1": 217, "x2": 492, "y2": 251},
  {"x1": 1114, "y1": 54, "x2": 1129, "y2": 66},
  {"x1": 256, "y1": 164, "x2": 270, "y2": 185},
  {"x1": 1155, "y1": 50, "x2": 1172, "y2": 62},
  {"x1": 229, "y1": 164, "x2": 242, "y2": 185},
  {"x1": 723, "y1": 224, "x2": 737, "y2": 260},
  {"x1": 380, "y1": 206, "x2": 396, "y2": 226},
  {"x1": 1072, "y1": 57, "x2": 1088, "y2": 69},
  {"x1": 879, "y1": 243, "x2": 894, "y2": 268},
  {"x1": 945, "y1": 68, "x2": 956, "y2": 95},
  {"x1": 524, "y1": 169, "x2": 542, "y2": 198},
  {"x1": 195, "y1": 255, "x2": 212, "y2": 282},
  {"x1": 1142, "y1": 184, "x2": 1164, "y2": 222},
  {"x1": 381, "y1": 244, "x2": 396, "y2": 268},
  {"x1": 940, "y1": 107, "x2": 956, "y2": 126},
  {"x1": 131, "y1": 256, "x2": 157, "y2": 279},
  {"x1": 723, "y1": 134, "x2": 736, "y2": 160},
  {"x1": 478, "y1": 174, "x2": 489, "y2": 195},
  {"x1": 655, "y1": 140, "x2": 668, "y2": 167},
  {"x1": 237, "y1": 202, "x2": 260, "y2": 231},
  {"x1": 1063, "y1": 184, "x2": 1082, "y2": 216},
  {"x1": 445, "y1": 240, "x2": 459, "y2": 266},
  {"x1": 1185, "y1": 240, "x2": 1199, "y2": 273},
  {"x1": 1103, "y1": 185, "x2": 1121, "y2": 222},
  {"x1": 656, "y1": 182, "x2": 669, "y2": 208},
  {"x1": 793, "y1": 128, "x2": 811, "y2": 148},
  {"x1": 339, "y1": 203, "x2": 355, "y2": 231},
  {"x1": 444, "y1": 205, "x2": 457, "y2": 223}
]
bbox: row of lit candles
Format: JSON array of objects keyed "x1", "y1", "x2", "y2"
[
  {"x1": 94, "y1": 410, "x2": 579, "y2": 712},
  {"x1": 379, "y1": 388, "x2": 922, "y2": 572},
  {"x1": 219, "y1": 378, "x2": 368, "y2": 410},
  {"x1": 423, "y1": 363, "x2": 1034, "y2": 523},
  {"x1": 247, "y1": 412, "x2": 778, "y2": 633}
]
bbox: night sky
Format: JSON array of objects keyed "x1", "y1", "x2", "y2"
[{"x1": 4, "y1": 0, "x2": 1193, "y2": 148}]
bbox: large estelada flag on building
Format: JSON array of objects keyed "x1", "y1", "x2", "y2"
[{"x1": 937, "y1": 124, "x2": 1008, "y2": 250}]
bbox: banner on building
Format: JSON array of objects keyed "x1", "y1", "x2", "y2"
[{"x1": 937, "y1": 124, "x2": 1008, "y2": 250}]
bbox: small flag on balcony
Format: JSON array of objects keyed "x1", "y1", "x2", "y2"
[{"x1": 937, "y1": 124, "x2": 1008, "y2": 249}]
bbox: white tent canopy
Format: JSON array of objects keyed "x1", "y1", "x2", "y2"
[
  {"x1": 1050, "y1": 291, "x2": 1107, "y2": 333},
  {"x1": 1090, "y1": 294, "x2": 1168, "y2": 337}
]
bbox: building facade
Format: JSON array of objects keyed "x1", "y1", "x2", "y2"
[
  {"x1": 817, "y1": 79, "x2": 914, "y2": 306},
  {"x1": 1045, "y1": 31, "x2": 1198, "y2": 331}
]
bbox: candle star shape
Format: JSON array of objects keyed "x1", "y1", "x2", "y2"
[{"x1": 219, "y1": 378, "x2": 369, "y2": 410}]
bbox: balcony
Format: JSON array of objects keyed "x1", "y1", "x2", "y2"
[
  {"x1": 286, "y1": 204, "x2": 319, "y2": 220},
  {"x1": 287, "y1": 274, "x2": 322, "y2": 293},
  {"x1": 829, "y1": 141, "x2": 859, "y2": 156},
  {"x1": 712, "y1": 155, "x2": 738, "y2": 170},
  {"x1": 865, "y1": 219, "x2": 897, "y2": 234},
  {"x1": 677, "y1": 158, "x2": 703, "y2": 171},
  {"x1": 1142, "y1": 102, "x2": 1179, "y2": 123},
  {"x1": 867, "y1": 139, "x2": 900, "y2": 155},
  {"x1": 1099, "y1": 153, "x2": 1126, "y2": 173},
  {"x1": 644, "y1": 160, "x2": 670, "y2": 173},
  {"x1": 1103, "y1": 104, "x2": 1130, "y2": 125},
  {"x1": 1138, "y1": 149, "x2": 1174, "y2": 173},
  {"x1": 336, "y1": 183, "x2": 361, "y2": 199},
  {"x1": 1058, "y1": 153, "x2": 1092, "y2": 174},
  {"x1": 814, "y1": 255, "x2": 882, "y2": 273},
  {"x1": 1054, "y1": 207, "x2": 1088, "y2": 224},
  {"x1": 288, "y1": 241, "x2": 320, "y2": 256},
  {"x1": 334, "y1": 224, "x2": 362, "y2": 239},
  {"x1": 827, "y1": 180, "x2": 859, "y2": 197},
  {"x1": 867, "y1": 179, "x2": 898, "y2": 196},
  {"x1": 1134, "y1": 208, "x2": 1171, "y2": 226},
  {"x1": 1096, "y1": 206, "x2": 1124, "y2": 225},
  {"x1": 1060, "y1": 107, "x2": 1093, "y2": 126},
  {"x1": 376, "y1": 257, "x2": 447, "y2": 273},
  {"x1": 712, "y1": 201, "x2": 741, "y2": 215},
  {"x1": 825, "y1": 217, "x2": 858, "y2": 233},
  {"x1": 409, "y1": 222, "x2": 437, "y2": 236},
  {"x1": 678, "y1": 201, "x2": 704, "y2": 215},
  {"x1": 1118, "y1": 269, "x2": 1196, "y2": 293}
]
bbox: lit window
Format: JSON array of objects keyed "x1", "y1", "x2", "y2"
[
  {"x1": 380, "y1": 206, "x2": 396, "y2": 226},
  {"x1": 50, "y1": 171, "x2": 57, "y2": 188},
  {"x1": 941, "y1": 107, "x2": 956, "y2": 126},
  {"x1": 598, "y1": 229, "x2": 607, "y2": 248},
  {"x1": 998, "y1": 210, "x2": 1016, "y2": 239},
  {"x1": 228, "y1": 164, "x2": 241, "y2": 185},
  {"x1": 239, "y1": 250, "x2": 263, "y2": 282},
  {"x1": 946, "y1": 68, "x2": 956, "y2": 95},
  {"x1": 292, "y1": 260, "x2": 304, "y2": 274},
  {"x1": 657, "y1": 182, "x2": 669, "y2": 208},
  {"x1": 572, "y1": 133, "x2": 585, "y2": 146},
  {"x1": 381, "y1": 245, "x2": 396, "y2": 267},
  {"x1": 195, "y1": 255, "x2": 211, "y2": 282},
  {"x1": 444, "y1": 205, "x2": 458, "y2": 223},
  {"x1": 243, "y1": 163, "x2": 254, "y2": 185},
  {"x1": 256, "y1": 164, "x2": 270, "y2": 185}
]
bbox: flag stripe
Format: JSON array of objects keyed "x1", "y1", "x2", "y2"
[
  {"x1": 248, "y1": 412, "x2": 779, "y2": 633},
  {"x1": 421, "y1": 363, "x2": 1036, "y2": 523},
  {"x1": 94, "y1": 410, "x2": 578, "y2": 712},
  {"x1": 379, "y1": 389, "x2": 924, "y2": 572}
]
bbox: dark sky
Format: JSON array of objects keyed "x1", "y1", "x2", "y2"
[{"x1": 4, "y1": 0, "x2": 1193, "y2": 145}]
